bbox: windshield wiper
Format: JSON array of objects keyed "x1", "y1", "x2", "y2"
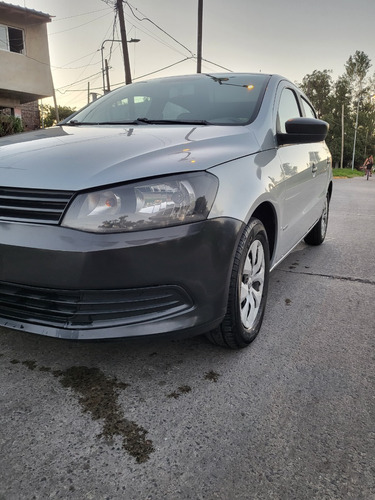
[
  {"x1": 65, "y1": 120, "x2": 142, "y2": 126},
  {"x1": 65, "y1": 118, "x2": 211, "y2": 126},
  {"x1": 136, "y1": 117, "x2": 210, "y2": 125}
]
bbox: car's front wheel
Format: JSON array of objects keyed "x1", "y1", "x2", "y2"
[{"x1": 207, "y1": 218, "x2": 270, "y2": 349}]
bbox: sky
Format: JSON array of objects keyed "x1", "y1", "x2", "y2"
[{"x1": 10, "y1": 0, "x2": 375, "y2": 110}]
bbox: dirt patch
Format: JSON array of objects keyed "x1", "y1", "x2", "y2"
[
  {"x1": 204, "y1": 370, "x2": 220, "y2": 382},
  {"x1": 22, "y1": 360, "x2": 37, "y2": 370},
  {"x1": 9, "y1": 359, "x2": 154, "y2": 464},
  {"x1": 167, "y1": 385, "x2": 192, "y2": 399},
  {"x1": 7, "y1": 357, "x2": 224, "y2": 462},
  {"x1": 52, "y1": 366, "x2": 153, "y2": 463},
  {"x1": 39, "y1": 366, "x2": 51, "y2": 372}
]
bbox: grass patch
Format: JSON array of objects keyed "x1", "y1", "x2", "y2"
[{"x1": 332, "y1": 168, "x2": 364, "y2": 178}]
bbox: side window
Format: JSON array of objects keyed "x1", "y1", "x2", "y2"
[
  {"x1": 301, "y1": 97, "x2": 316, "y2": 119},
  {"x1": 277, "y1": 88, "x2": 301, "y2": 133}
]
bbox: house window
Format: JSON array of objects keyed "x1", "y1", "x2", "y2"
[{"x1": 0, "y1": 24, "x2": 24, "y2": 54}]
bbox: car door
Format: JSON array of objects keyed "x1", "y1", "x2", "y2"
[
  {"x1": 300, "y1": 95, "x2": 332, "y2": 215},
  {"x1": 276, "y1": 86, "x2": 328, "y2": 260}
]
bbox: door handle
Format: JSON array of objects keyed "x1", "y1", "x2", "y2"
[{"x1": 311, "y1": 164, "x2": 318, "y2": 174}]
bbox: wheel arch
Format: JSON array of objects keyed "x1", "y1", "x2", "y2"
[
  {"x1": 251, "y1": 202, "x2": 277, "y2": 262},
  {"x1": 328, "y1": 180, "x2": 333, "y2": 201}
]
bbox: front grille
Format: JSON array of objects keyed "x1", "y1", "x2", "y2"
[
  {"x1": 0, "y1": 282, "x2": 193, "y2": 329},
  {"x1": 0, "y1": 187, "x2": 74, "y2": 224}
]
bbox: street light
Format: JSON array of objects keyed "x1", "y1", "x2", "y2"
[{"x1": 100, "y1": 38, "x2": 140, "y2": 94}]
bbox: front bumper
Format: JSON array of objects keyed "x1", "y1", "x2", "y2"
[{"x1": 0, "y1": 217, "x2": 243, "y2": 339}]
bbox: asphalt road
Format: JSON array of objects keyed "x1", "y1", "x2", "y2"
[{"x1": 0, "y1": 177, "x2": 374, "y2": 500}]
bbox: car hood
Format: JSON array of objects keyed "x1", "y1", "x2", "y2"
[{"x1": 0, "y1": 124, "x2": 260, "y2": 191}]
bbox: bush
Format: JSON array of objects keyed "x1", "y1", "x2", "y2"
[
  {"x1": 332, "y1": 168, "x2": 364, "y2": 178},
  {"x1": 40, "y1": 105, "x2": 76, "y2": 127},
  {"x1": 0, "y1": 114, "x2": 24, "y2": 137}
]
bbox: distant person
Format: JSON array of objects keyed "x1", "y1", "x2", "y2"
[{"x1": 363, "y1": 154, "x2": 373, "y2": 178}]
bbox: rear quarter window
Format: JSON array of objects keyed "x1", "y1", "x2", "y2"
[{"x1": 301, "y1": 97, "x2": 316, "y2": 119}]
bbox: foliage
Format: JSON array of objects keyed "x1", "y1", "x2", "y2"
[
  {"x1": 345, "y1": 51, "x2": 371, "y2": 84},
  {"x1": 300, "y1": 70, "x2": 333, "y2": 118},
  {"x1": 40, "y1": 104, "x2": 76, "y2": 128},
  {"x1": 299, "y1": 51, "x2": 375, "y2": 168},
  {"x1": 0, "y1": 114, "x2": 23, "y2": 137},
  {"x1": 332, "y1": 168, "x2": 364, "y2": 178}
]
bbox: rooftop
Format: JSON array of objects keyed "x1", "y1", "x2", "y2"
[{"x1": 0, "y1": 1, "x2": 52, "y2": 23}]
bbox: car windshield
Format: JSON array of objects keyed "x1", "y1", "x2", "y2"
[{"x1": 69, "y1": 73, "x2": 270, "y2": 126}]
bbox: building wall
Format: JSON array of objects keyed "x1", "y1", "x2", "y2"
[
  {"x1": 21, "y1": 101, "x2": 40, "y2": 131},
  {"x1": 0, "y1": 8, "x2": 53, "y2": 105},
  {"x1": 0, "y1": 101, "x2": 40, "y2": 131},
  {"x1": 0, "y1": 44, "x2": 53, "y2": 99}
]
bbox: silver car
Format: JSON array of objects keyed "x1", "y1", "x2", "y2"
[{"x1": 0, "y1": 73, "x2": 332, "y2": 348}]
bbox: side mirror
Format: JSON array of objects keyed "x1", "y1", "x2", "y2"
[{"x1": 277, "y1": 117, "x2": 329, "y2": 145}]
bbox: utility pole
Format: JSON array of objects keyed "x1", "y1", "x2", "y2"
[
  {"x1": 197, "y1": 0, "x2": 203, "y2": 73},
  {"x1": 116, "y1": 0, "x2": 132, "y2": 84},
  {"x1": 105, "y1": 59, "x2": 111, "y2": 92},
  {"x1": 53, "y1": 90, "x2": 59, "y2": 123}
]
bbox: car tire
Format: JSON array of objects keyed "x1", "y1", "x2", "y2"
[
  {"x1": 206, "y1": 218, "x2": 270, "y2": 349},
  {"x1": 304, "y1": 194, "x2": 329, "y2": 246}
]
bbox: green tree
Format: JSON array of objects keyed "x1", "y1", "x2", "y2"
[
  {"x1": 357, "y1": 96, "x2": 375, "y2": 158},
  {"x1": 300, "y1": 51, "x2": 375, "y2": 168},
  {"x1": 40, "y1": 105, "x2": 76, "y2": 128},
  {"x1": 345, "y1": 50, "x2": 371, "y2": 85},
  {"x1": 325, "y1": 76, "x2": 353, "y2": 167},
  {"x1": 300, "y1": 69, "x2": 333, "y2": 118},
  {"x1": 344, "y1": 51, "x2": 374, "y2": 167}
]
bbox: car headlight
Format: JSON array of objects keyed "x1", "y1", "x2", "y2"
[{"x1": 61, "y1": 172, "x2": 218, "y2": 233}]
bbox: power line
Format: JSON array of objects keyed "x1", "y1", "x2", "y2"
[
  {"x1": 51, "y1": 1, "x2": 233, "y2": 105},
  {"x1": 54, "y1": 17, "x2": 117, "y2": 93},
  {"x1": 56, "y1": 56, "x2": 194, "y2": 94},
  {"x1": 58, "y1": 70, "x2": 103, "y2": 90},
  {"x1": 124, "y1": 10, "x2": 190, "y2": 59},
  {"x1": 125, "y1": 2, "x2": 194, "y2": 57},
  {"x1": 201, "y1": 58, "x2": 233, "y2": 72},
  {"x1": 48, "y1": 12, "x2": 113, "y2": 36},
  {"x1": 55, "y1": 55, "x2": 233, "y2": 95},
  {"x1": 53, "y1": 50, "x2": 99, "y2": 68},
  {"x1": 122, "y1": 13, "x2": 188, "y2": 59},
  {"x1": 106, "y1": 9, "x2": 119, "y2": 66},
  {"x1": 53, "y1": 7, "x2": 111, "y2": 22},
  {"x1": 123, "y1": 3, "x2": 231, "y2": 73},
  {"x1": 53, "y1": 60, "x2": 101, "y2": 71},
  {"x1": 133, "y1": 57, "x2": 194, "y2": 81}
]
